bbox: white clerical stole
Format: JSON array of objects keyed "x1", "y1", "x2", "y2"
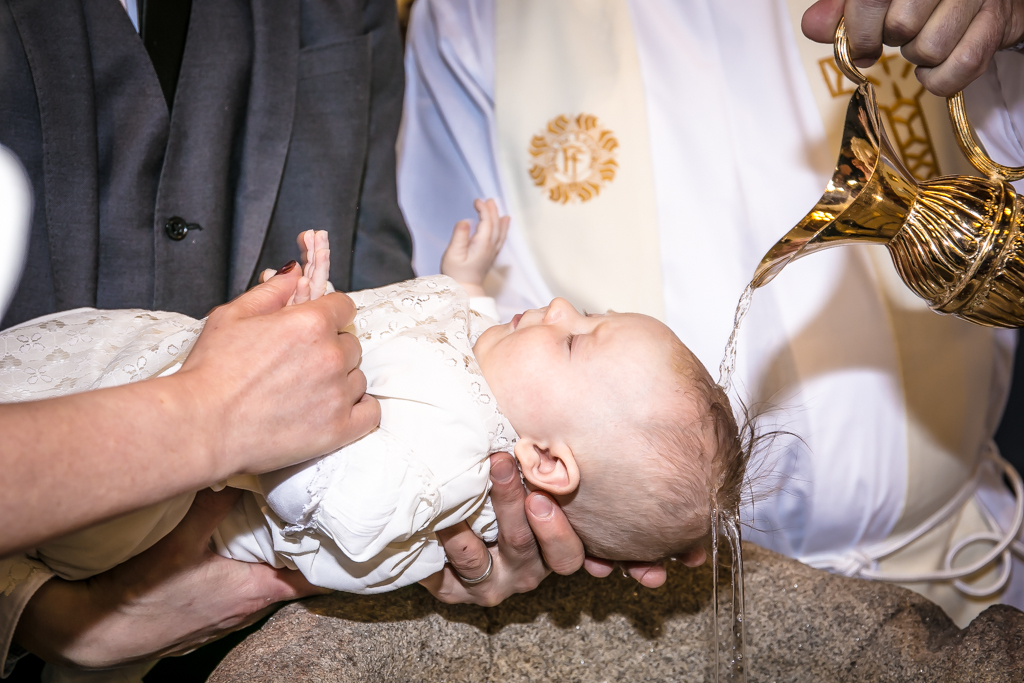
[{"x1": 495, "y1": 0, "x2": 664, "y2": 319}]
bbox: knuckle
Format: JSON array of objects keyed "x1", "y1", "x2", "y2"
[
  {"x1": 338, "y1": 331, "x2": 361, "y2": 355},
  {"x1": 548, "y1": 552, "x2": 585, "y2": 576},
  {"x1": 293, "y1": 308, "x2": 326, "y2": 337},
  {"x1": 433, "y1": 587, "x2": 460, "y2": 604},
  {"x1": 327, "y1": 291, "x2": 356, "y2": 316},
  {"x1": 954, "y1": 43, "x2": 988, "y2": 75},
  {"x1": 479, "y1": 593, "x2": 503, "y2": 608},
  {"x1": 504, "y1": 526, "x2": 539, "y2": 555},
  {"x1": 320, "y1": 343, "x2": 346, "y2": 373},
  {"x1": 206, "y1": 305, "x2": 228, "y2": 324},
  {"x1": 350, "y1": 367, "x2": 368, "y2": 393},
  {"x1": 513, "y1": 571, "x2": 545, "y2": 595},
  {"x1": 451, "y1": 552, "x2": 490, "y2": 577},
  {"x1": 913, "y1": 38, "x2": 945, "y2": 66},
  {"x1": 883, "y1": 14, "x2": 918, "y2": 45}
]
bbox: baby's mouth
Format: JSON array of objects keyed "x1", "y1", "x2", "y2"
[{"x1": 511, "y1": 313, "x2": 522, "y2": 330}]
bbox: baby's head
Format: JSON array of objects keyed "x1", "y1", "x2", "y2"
[{"x1": 474, "y1": 298, "x2": 745, "y2": 564}]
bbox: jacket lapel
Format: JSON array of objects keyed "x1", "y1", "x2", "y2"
[
  {"x1": 229, "y1": 0, "x2": 300, "y2": 297},
  {"x1": 7, "y1": 0, "x2": 99, "y2": 309}
]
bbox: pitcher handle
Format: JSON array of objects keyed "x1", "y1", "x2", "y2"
[
  {"x1": 833, "y1": 18, "x2": 869, "y2": 86},
  {"x1": 834, "y1": 18, "x2": 1024, "y2": 182},
  {"x1": 947, "y1": 93, "x2": 1024, "y2": 181}
]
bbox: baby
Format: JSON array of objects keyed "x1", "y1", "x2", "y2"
[{"x1": 1, "y1": 200, "x2": 746, "y2": 598}]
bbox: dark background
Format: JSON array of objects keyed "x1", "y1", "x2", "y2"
[{"x1": 996, "y1": 335, "x2": 1024, "y2": 474}]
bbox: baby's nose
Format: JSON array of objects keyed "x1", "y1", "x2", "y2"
[{"x1": 543, "y1": 297, "x2": 577, "y2": 321}]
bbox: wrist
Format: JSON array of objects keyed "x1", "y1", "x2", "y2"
[
  {"x1": 15, "y1": 578, "x2": 102, "y2": 668},
  {"x1": 149, "y1": 371, "x2": 231, "y2": 484},
  {"x1": 460, "y1": 283, "x2": 487, "y2": 298}
]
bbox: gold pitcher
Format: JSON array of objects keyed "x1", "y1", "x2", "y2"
[{"x1": 753, "y1": 20, "x2": 1024, "y2": 328}]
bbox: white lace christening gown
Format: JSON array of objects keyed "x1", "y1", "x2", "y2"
[{"x1": 0, "y1": 275, "x2": 516, "y2": 594}]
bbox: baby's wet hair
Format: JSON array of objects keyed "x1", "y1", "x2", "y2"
[{"x1": 561, "y1": 336, "x2": 751, "y2": 563}]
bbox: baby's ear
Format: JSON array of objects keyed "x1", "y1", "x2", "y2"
[{"x1": 513, "y1": 439, "x2": 580, "y2": 495}]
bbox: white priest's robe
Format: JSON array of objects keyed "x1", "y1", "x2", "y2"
[{"x1": 397, "y1": 0, "x2": 1024, "y2": 627}]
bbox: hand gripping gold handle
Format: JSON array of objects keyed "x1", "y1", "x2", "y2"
[{"x1": 834, "y1": 18, "x2": 1024, "y2": 182}]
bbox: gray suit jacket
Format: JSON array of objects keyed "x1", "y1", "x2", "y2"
[{"x1": 0, "y1": 0, "x2": 413, "y2": 326}]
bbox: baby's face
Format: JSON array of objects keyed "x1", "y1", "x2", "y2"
[{"x1": 474, "y1": 298, "x2": 681, "y2": 447}]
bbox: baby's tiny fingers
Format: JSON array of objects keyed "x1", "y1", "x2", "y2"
[
  {"x1": 450, "y1": 220, "x2": 472, "y2": 251},
  {"x1": 292, "y1": 276, "x2": 311, "y2": 305},
  {"x1": 495, "y1": 215, "x2": 510, "y2": 250},
  {"x1": 305, "y1": 232, "x2": 319, "y2": 280},
  {"x1": 315, "y1": 230, "x2": 330, "y2": 252},
  {"x1": 485, "y1": 199, "x2": 501, "y2": 231},
  {"x1": 310, "y1": 248, "x2": 331, "y2": 300},
  {"x1": 473, "y1": 212, "x2": 494, "y2": 246}
]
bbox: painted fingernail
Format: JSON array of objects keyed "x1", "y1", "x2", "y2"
[
  {"x1": 491, "y1": 457, "x2": 515, "y2": 484},
  {"x1": 278, "y1": 260, "x2": 298, "y2": 274},
  {"x1": 528, "y1": 494, "x2": 553, "y2": 519}
]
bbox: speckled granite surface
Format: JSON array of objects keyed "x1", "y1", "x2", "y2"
[{"x1": 209, "y1": 544, "x2": 1024, "y2": 682}]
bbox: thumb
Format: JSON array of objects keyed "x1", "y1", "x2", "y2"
[
  {"x1": 450, "y1": 220, "x2": 471, "y2": 251},
  {"x1": 248, "y1": 564, "x2": 332, "y2": 601},
  {"x1": 219, "y1": 263, "x2": 301, "y2": 321},
  {"x1": 801, "y1": 0, "x2": 845, "y2": 44}
]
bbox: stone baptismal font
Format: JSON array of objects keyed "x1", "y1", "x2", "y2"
[{"x1": 211, "y1": 544, "x2": 1023, "y2": 682}]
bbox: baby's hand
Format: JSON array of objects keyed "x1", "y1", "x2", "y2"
[
  {"x1": 441, "y1": 199, "x2": 510, "y2": 298},
  {"x1": 259, "y1": 230, "x2": 331, "y2": 304},
  {"x1": 294, "y1": 230, "x2": 331, "y2": 303}
]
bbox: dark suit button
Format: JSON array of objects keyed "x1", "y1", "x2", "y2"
[{"x1": 165, "y1": 216, "x2": 201, "y2": 241}]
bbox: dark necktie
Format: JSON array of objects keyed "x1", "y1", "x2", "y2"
[{"x1": 138, "y1": 0, "x2": 193, "y2": 110}]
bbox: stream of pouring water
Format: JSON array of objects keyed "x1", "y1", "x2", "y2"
[
  {"x1": 711, "y1": 282, "x2": 756, "y2": 682},
  {"x1": 717, "y1": 283, "x2": 755, "y2": 394},
  {"x1": 711, "y1": 506, "x2": 746, "y2": 682}
]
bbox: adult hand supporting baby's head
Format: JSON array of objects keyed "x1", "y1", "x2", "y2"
[
  {"x1": 175, "y1": 264, "x2": 380, "y2": 481},
  {"x1": 422, "y1": 453, "x2": 582, "y2": 606},
  {"x1": 422, "y1": 453, "x2": 666, "y2": 606}
]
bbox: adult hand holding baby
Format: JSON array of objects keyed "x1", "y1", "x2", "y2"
[
  {"x1": 421, "y1": 454, "x2": 667, "y2": 608},
  {"x1": 802, "y1": 0, "x2": 1024, "y2": 96},
  {"x1": 15, "y1": 487, "x2": 327, "y2": 668},
  {"x1": 179, "y1": 259, "x2": 379, "y2": 479},
  {"x1": 0, "y1": 262, "x2": 378, "y2": 556}
]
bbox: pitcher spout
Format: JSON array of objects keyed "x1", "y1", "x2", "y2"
[
  {"x1": 754, "y1": 17, "x2": 1024, "y2": 327},
  {"x1": 753, "y1": 83, "x2": 917, "y2": 288}
]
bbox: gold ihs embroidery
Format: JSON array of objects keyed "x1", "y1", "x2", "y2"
[{"x1": 529, "y1": 113, "x2": 618, "y2": 203}]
